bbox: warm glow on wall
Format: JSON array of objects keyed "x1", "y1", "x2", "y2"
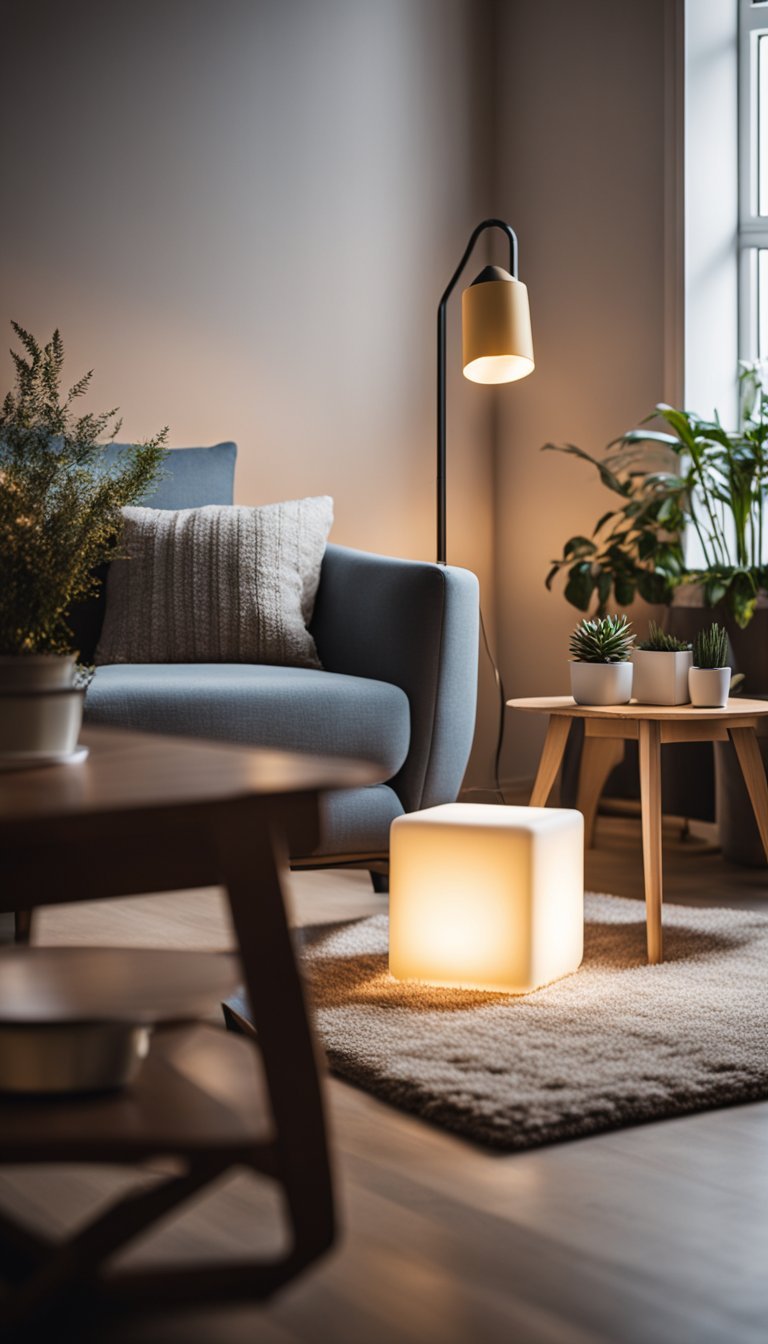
[{"x1": 389, "y1": 803, "x2": 583, "y2": 994}]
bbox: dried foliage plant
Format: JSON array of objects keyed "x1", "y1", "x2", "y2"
[{"x1": 0, "y1": 323, "x2": 167, "y2": 656}]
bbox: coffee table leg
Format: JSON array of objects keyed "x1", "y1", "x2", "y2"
[
  {"x1": 638, "y1": 719, "x2": 663, "y2": 964},
  {"x1": 215, "y1": 797, "x2": 336, "y2": 1279},
  {"x1": 529, "y1": 716, "x2": 572, "y2": 807},
  {"x1": 729, "y1": 727, "x2": 768, "y2": 862}
]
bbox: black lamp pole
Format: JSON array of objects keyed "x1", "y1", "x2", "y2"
[{"x1": 436, "y1": 218, "x2": 519, "y2": 566}]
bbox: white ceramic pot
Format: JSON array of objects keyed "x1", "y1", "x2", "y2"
[
  {"x1": 569, "y1": 661, "x2": 633, "y2": 706},
  {"x1": 688, "y1": 666, "x2": 730, "y2": 709},
  {"x1": 0, "y1": 654, "x2": 76, "y2": 693},
  {"x1": 632, "y1": 649, "x2": 692, "y2": 705},
  {"x1": 0, "y1": 688, "x2": 84, "y2": 757}
]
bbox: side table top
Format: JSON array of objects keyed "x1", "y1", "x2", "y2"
[
  {"x1": 507, "y1": 695, "x2": 768, "y2": 721},
  {"x1": 0, "y1": 725, "x2": 384, "y2": 826}
]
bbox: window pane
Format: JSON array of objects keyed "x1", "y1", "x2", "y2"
[
  {"x1": 759, "y1": 35, "x2": 768, "y2": 214},
  {"x1": 758, "y1": 249, "x2": 768, "y2": 356}
]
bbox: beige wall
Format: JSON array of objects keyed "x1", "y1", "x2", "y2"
[
  {"x1": 1, "y1": 0, "x2": 500, "y2": 782},
  {"x1": 2, "y1": 0, "x2": 672, "y2": 790},
  {"x1": 494, "y1": 0, "x2": 668, "y2": 782}
]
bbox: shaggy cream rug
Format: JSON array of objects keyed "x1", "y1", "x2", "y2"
[{"x1": 296, "y1": 892, "x2": 768, "y2": 1150}]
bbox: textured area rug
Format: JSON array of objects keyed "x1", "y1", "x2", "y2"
[{"x1": 297, "y1": 892, "x2": 768, "y2": 1151}]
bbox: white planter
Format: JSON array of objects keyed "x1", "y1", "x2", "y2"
[
  {"x1": 688, "y1": 666, "x2": 730, "y2": 709},
  {"x1": 631, "y1": 649, "x2": 692, "y2": 705},
  {"x1": 0, "y1": 654, "x2": 75, "y2": 693},
  {"x1": 569, "y1": 661, "x2": 633, "y2": 706},
  {"x1": 0, "y1": 688, "x2": 84, "y2": 757}
]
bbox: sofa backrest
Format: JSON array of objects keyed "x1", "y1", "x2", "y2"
[
  {"x1": 101, "y1": 440, "x2": 237, "y2": 510},
  {"x1": 68, "y1": 441, "x2": 237, "y2": 661}
]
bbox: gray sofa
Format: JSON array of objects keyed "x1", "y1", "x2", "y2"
[{"x1": 82, "y1": 443, "x2": 480, "y2": 874}]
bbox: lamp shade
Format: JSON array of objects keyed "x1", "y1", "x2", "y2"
[{"x1": 461, "y1": 264, "x2": 534, "y2": 384}]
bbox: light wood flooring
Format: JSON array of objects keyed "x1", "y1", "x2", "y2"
[{"x1": 2, "y1": 809, "x2": 768, "y2": 1343}]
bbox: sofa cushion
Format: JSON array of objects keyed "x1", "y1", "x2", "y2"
[
  {"x1": 95, "y1": 497, "x2": 334, "y2": 670},
  {"x1": 85, "y1": 663, "x2": 411, "y2": 776},
  {"x1": 313, "y1": 785, "x2": 404, "y2": 857},
  {"x1": 68, "y1": 442, "x2": 238, "y2": 662},
  {"x1": 102, "y1": 441, "x2": 237, "y2": 510}
]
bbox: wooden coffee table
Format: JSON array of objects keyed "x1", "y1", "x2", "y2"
[
  {"x1": 508, "y1": 697, "x2": 768, "y2": 965},
  {"x1": 0, "y1": 725, "x2": 382, "y2": 1332}
]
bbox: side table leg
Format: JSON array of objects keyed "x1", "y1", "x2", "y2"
[
  {"x1": 729, "y1": 727, "x2": 768, "y2": 862},
  {"x1": 638, "y1": 719, "x2": 663, "y2": 964},
  {"x1": 577, "y1": 737, "x2": 625, "y2": 848},
  {"x1": 529, "y1": 716, "x2": 572, "y2": 807}
]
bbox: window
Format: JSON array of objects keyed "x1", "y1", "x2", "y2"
[{"x1": 739, "y1": 0, "x2": 768, "y2": 359}]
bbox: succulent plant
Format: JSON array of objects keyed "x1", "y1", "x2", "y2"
[
  {"x1": 635, "y1": 620, "x2": 692, "y2": 653},
  {"x1": 693, "y1": 623, "x2": 729, "y2": 669},
  {"x1": 569, "y1": 614, "x2": 635, "y2": 664}
]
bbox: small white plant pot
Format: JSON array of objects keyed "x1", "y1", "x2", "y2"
[
  {"x1": 569, "y1": 661, "x2": 633, "y2": 706},
  {"x1": 0, "y1": 688, "x2": 84, "y2": 757},
  {"x1": 688, "y1": 666, "x2": 730, "y2": 709},
  {"x1": 0, "y1": 654, "x2": 75, "y2": 693},
  {"x1": 631, "y1": 649, "x2": 692, "y2": 705}
]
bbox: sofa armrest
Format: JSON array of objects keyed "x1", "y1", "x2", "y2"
[{"x1": 310, "y1": 544, "x2": 479, "y2": 813}]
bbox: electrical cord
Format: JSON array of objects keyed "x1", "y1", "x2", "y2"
[{"x1": 463, "y1": 604, "x2": 507, "y2": 805}]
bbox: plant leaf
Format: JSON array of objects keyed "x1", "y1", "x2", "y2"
[{"x1": 563, "y1": 563, "x2": 595, "y2": 610}]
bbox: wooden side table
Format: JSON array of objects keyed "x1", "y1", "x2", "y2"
[
  {"x1": 508, "y1": 697, "x2": 768, "y2": 965},
  {"x1": 0, "y1": 726, "x2": 382, "y2": 1334}
]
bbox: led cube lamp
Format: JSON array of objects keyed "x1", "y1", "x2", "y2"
[
  {"x1": 389, "y1": 804, "x2": 584, "y2": 994},
  {"x1": 437, "y1": 217, "x2": 534, "y2": 564}
]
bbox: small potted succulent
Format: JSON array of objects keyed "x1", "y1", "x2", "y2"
[
  {"x1": 689, "y1": 623, "x2": 731, "y2": 708},
  {"x1": 632, "y1": 621, "x2": 692, "y2": 706},
  {"x1": 569, "y1": 614, "x2": 635, "y2": 705}
]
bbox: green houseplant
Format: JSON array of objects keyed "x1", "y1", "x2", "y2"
[
  {"x1": 0, "y1": 323, "x2": 167, "y2": 757},
  {"x1": 545, "y1": 365, "x2": 768, "y2": 629},
  {"x1": 632, "y1": 620, "x2": 692, "y2": 706},
  {"x1": 568, "y1": 614, "x2": 635, "y2": 705}
]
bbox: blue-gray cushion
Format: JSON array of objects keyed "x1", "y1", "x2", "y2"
[
  {"x1": 85, "y1": 663, "x2": 410, "y2": 776},
  {"x1": 101, "y1": 441, "x2": 237, "y2": 510}
]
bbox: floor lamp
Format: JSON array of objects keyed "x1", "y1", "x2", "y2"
[
  {"x1": 437, "y1": 218, "x2": 534, "y2": 796},
  {"x1": 437, "y1": 217, "x2": 534, "y2": 565}
]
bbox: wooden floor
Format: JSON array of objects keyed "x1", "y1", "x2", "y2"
[{"x1": 3, "y1": 810, "x2": 768, "y2": 1343}]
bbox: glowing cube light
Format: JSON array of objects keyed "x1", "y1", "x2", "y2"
[{"x1": 389, "y1": 803, "x2": 583, "y2": 994}]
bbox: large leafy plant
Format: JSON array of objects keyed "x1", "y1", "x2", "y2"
[
  {"x1": 0, "y1": 323, "x2": 167, "y2": 656},
  {"x1": 544, "y1": 366, "x2": 768, "y2": 628}
]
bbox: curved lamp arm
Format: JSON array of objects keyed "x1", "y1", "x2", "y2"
[{"x1": 436, "y1": 218, "x2": 520, "y2": 566}]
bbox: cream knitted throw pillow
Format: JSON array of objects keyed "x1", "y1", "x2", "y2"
[{"x1": 95, "y1": 497, "x2": 333, "y2": 669}]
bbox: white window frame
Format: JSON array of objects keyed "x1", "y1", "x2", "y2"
[{"x1": 739, "y1": 0, "x2": 768, "y2": 360}]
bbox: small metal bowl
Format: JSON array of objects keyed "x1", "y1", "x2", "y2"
[
  {"x1": 0, "y1": 1021, "x2": 152, "y2": 1095},
  {"x1": 0, "y1": 947, "x2": 238, "y2": 1096}
]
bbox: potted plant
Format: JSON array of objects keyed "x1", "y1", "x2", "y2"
[
  {"x1": 632, "y1": 621, "x2": 692, "y2": 706},
  {"x1": 544, "y1": 367, "x2": 768, "y2": 851},
  {"x1": 0, "y1": 323, "x2": 167, "y2": 760},
  {"x1": 689, "y1": 623, "x2": 731, "y2": 709},
  {"x1": 569, "y1": 614, "x2": 635, "y2": 706},
  {"x1": 544, "y1": 364, "x2": 768, "y2": 630}
]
